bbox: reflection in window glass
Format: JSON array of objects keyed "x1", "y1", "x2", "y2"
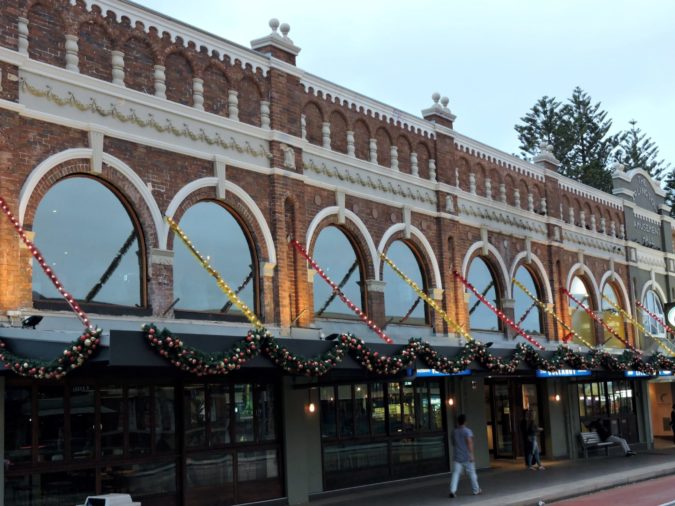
[
  {"x1": 354, "y1": 384, "x2": 369, "y2": 436},
  {"x1": 570, "y1": 276, "x2": 596, "y2": 345},
  {"x1": 338, "y1": 385, "x2": 354, "y2": 437},
  {"x1": 467, "y1": 258, "x2": 499, "y2": 331},
  {"x1": 210, "y1": 384, "x2": 231, "y2": 446},
  {"x1": 320, "y1": 386, "x2": 336, "y2": 438},
  {"x1": 185, "y1": 384, "x2": 206, "y2": 448},
  {"x1": 71, "y1": 385, "x2": 95, "y2": 460},
  {"x1": 642, "y1": 289, "x2": 665, "y2": 337},
  {"x1": 6, "y1": 469, "x2": 96, "y2": 506},
  {"x1": 257, "y1": 384, "x2": 276, "y2": 441},
  {"x1": 313, "y1": 227, "x2": 362, "y2": 318},
  {"x1": 388, "y1": 382, "x2": 402, "y2": 433},
  {"x1": 186, "y1": 452, "x2": 233, "y2": 502},
  {"x1": 100, "y1": 386, "x2": 124, "y2": 457},
  {"x1": 32, "y1": 177, "x2": 142, "y2": 306},
  {"x1": 174, "y1": 202, "x2": 256, "y2": 315},
  {"x1": 128, "y1": 386, "x2": 151, "y2": 456},
  {"x1": 513, "y1": 267, "x2": 544, "y2": 334},
  {"x1": 601, "y1": 284, "x2": 627, "y2": 348},
  {"x1": 37, "y1": 386, "x2": 65, "y2": 464},
  {"x1": 383, "y1": 241, "x2": 426, "y2": 325},
  {"x1": 237, "y1": 449, "x2": 279, "y2": 481},
  {"x1": 5, "y1": 387, "x2": 32, "y2": 465},
  {"x1": 155, "y1": 386, "x2": 175, "y2": 452},
  {"x1": 235, "y1": 384, "x2": 254, "y2": 442},
  {"x1": 371, "y1": 383, "x2": 386, "y2": 435},
  {"x1": 402, "y1": 382, "x2": 415, "y2": 432},
  {"x1": 430, "y1": 383, "x2": 442, "y2": 431},
  {"x1": 102, "y1": 460, "x2": 177, "y2": 498}
]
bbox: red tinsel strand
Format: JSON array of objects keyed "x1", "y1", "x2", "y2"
[
  {"x1": 0, "y1": 196, "x2": 92, "y2": 330},
  {"x1": 290, "y1": 239, "x2": 393, "y2": 344},
  {"x1": 636, "y1": 300, "x2": 675, "y2": 335},
  {"x1": 453, "y1": 271, "x2": 545, "y2": 350},
  {"x1": 562, "y1": 288, "x2": 639, "y2": 353}
]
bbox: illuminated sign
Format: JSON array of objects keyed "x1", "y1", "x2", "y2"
[
  {"x1": 659, "y1": 370, "x2": 673, "y2": 376},
  {"x1": 412, "y1": 368, "x2": 472, "y2": 377},
  {"x1": 536, "y1": 369, "x2": 591, "y2": 378},
  {"x1": 625, "y1": 370, "x2": 651, "y2": 378}
]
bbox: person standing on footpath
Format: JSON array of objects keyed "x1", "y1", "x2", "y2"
[
  {"x1": 449, "y1": 414, "x2": 482, "y2": 498},
  {"x1": 525, "y1": 410, "x2": 545, "y2": 470}
]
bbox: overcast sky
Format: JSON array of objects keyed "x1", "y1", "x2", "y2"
[{"x1": 134, "y1": 0, "x2": 675, "y2": 167}]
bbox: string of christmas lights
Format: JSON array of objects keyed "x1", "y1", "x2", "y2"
[
  {"x1": 512, "y1": 278, "x2": 594, "y2": 349},
  {"x1": 603, "y1": 295, "x2": 675, "y2": 356},
  {"x1": 454, "y1": 271, "x2": 545, "y2": 350},
  {"x1": 291, "y1": 239, "x2": 393, "y2": 344},
  {"x1": 316, "y1": 259, "x2": 358, "y2": 317},
  {"x1": 166, "y1": 216, "x2": 263, "y2": 329},
  {"x1": 563, "y1": 288, "x2": 638, "y2": 353},
  {"x1": 636, "y1": 300, "x2": 675, "y2": 337},
  {"x1": 379, "y1": 252, "x2": 473, "y2": 342},
  {"x1": 0, "y1": 196, "x2": 93, "y2": 330},
  {"x1": 221, "y1": 269, "x2": 253, "y2": 313},
  {"x1": 516, "y1": 301, "x2": 537, "y2": 327}
]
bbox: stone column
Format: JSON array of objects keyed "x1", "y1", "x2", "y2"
[
  {"x1": 346, "y1": 130, "x2": 355, "y2": 156},
  {"x1": 300, "y1": 114, "x2": 307, "y2": 140},
  {"x1": 429, "y1": 159, "x2": 437, "y2": 182},
  {"x1": 322, "y1": 122, "x2": 331, "y2": 149},
  {"x1": 411, "y1": 152, "x2": 419, "y2": 176},
  {"x1": 149, "y1": 249, "x2": 174, "y2": 317},
  {"x1": 364, "y1": 279, "x2": 386, "y2": 329},
  {"x1": 260, "y1": 101, "x2": 271, "y2": 129},
  {"x1": 192, "y1": 77, "x2": 204, "y2": 110},
  {"x1": 18, "y1": 17, "x2": 28, "y2": 55},
  {"x1": 369, "y1": 138, "x2": 377, "y2": 163},
  {"x1": 111, "y1": 50, "x2": 125, "y2": 85},
  {"x1": 228, "y1": 90, "x2": 239, "y2": 120},
  {"x1": 65, "y1": 34, "x2": 79, "y2": 72},
  {"x1": 390, "y1": 146, "x2": 399, "y2": 171},
  {"x1": 501, "y1": 298, "x2": 516, "y2": 340},
  {"x1": 153, "y1": 65, "x2": 166, "y2": 98}
]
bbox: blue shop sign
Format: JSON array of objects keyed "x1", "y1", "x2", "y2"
[
  {"x1": 624, "y1": 370, "x2": 651, "y2": 378},
  {"x1": 411, "y1": 368, "x2": 472, "y2": 377},
  {"x1": 536, "y1": 369, "x2": 592, "y2": 378}
]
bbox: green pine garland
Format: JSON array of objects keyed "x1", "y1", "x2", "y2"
[
  {"x1": 142, "y1": 324, "x2": 675, "y2": 377},
  {"x1": 0, "y1": 327, "x2": 102, "y2": 379}
]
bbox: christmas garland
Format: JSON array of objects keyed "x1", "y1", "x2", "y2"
[{"x1": 141, "y1": 323, "x2": 675, "y2": 377}]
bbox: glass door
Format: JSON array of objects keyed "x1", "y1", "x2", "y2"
[{"x1": 492, "y1": 383, "x2": 514, "y2": 458}]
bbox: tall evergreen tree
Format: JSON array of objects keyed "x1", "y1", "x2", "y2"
[
  {"x1": 514, "y1": 87, "x2": 619, "y2": 193},
  {"x1": 615, "y1": 119, "x2": 670, "y2": 179},
  {"x1": 662, "y1": 169, "x2": 675, "y2": 218}
]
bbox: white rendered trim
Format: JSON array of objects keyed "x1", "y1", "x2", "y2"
[
  {"x1": 461, "y1": 242, "x2": 510, "y2": 298},
  {"x1": 509, "y1": 251, "x2": 553, "y2": 304},
  {"x1": 599, "y1": 271, "x2": 633, "y2": 318},
  {"x1": 565, "y1": 263, "x2": 601, "y2": 309}
]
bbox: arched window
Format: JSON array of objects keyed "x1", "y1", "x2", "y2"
[
  {"x1": 32, "y1": 177, "x2": 143, "y2": 308},
  {"x1": 173, "y1": 202, "x2": 257, "y2": 319},
  {"x1": 312, "y1": 227, "x2": 363, "y2": 319},
  {"x1": 383, "y1": 241, "x2": 427, "y2": 325},
  {"x1": 601, "y1": 283, "x2": 627, "y2": 348},
  {"x1": 642, "y1": 289, "x2": 665, "y2": 337},
  {"x1": 467, "y1": 257, "x2": 500, "y2": 331},
  {"x1": 512, "y1": 266, "x2": 544, "y2": 334},
  {"x1": 569, "y1": 276, "x2": 596, "y2": 345}
]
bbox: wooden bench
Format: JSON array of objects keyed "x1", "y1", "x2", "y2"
[{"x1": 578, "y1": 431, "x2": 616, "y2": 458}]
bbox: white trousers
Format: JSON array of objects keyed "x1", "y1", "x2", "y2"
[{"x1": 450, "y1": 460, "x2": 480, "y2": 495}]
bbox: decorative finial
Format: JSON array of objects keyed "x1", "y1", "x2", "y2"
[
  {"x1": 611, "y1": 162, "x2": 625, "y2": 173},
  {"x1": 431, "y1": 92, "x2": 440, "y2": 104},
  {"x1": 440, "y1": 96, "x2": 449, "y2": 109},
  {"x1": 280, "y1": 23, "x2": 290, "y2": 38},
  {"x1": 269, "y1": 18, "x2": 280, "y2": 33}
]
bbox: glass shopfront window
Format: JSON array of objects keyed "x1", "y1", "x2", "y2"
[
  {"x1": 5, "y1": 380, "x2": 282, "y2": 506},
  {"x1": 321, "y1": 379, "x2": 447, "y2": 490},
  {"x1": 576, "y1": 380, "x2": 638, "y2": 442}
]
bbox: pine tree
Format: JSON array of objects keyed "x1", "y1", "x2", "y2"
[
  {"x1": 514, "y1": 88, "x2": 620, "y2": 193},
  {"x1": 663, "y1": 170, "x2": 675, "y2": 218},
  {"x1": 561, "y1": 87, "x2": 619, "y2": 192},
  {"x1": 615, "y1": 120, "x2": 670, "y2": 179},
  {"x1": 515, "y1": 96, "x2": 572, "y2": 166}
]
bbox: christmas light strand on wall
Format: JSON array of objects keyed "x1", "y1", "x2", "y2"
[
  {"x1": 166, "y1": 216, "x2": 263, "y2": 329},
  {"x1": 0, "y1": 196, "x2": 101, "y2": 378},
  {"x1": 512, "y1": 278, "x2": 594, "y2": 349},
  {"x1": 636, "y1": 301, "x2": 675, "y2": 349},
  {"x1": 0, "y1": 196, "x2": 93, "y2": 330},
  {"x1": 379, "y1": 252, "x2": 473, "y2": 342},
  {"x1": 141, "y1": 322, "x2": 675, "y2": 377},
  {"x1": 290, "y1": 239, "x2": 393, "y2": 344},
  {"x1": 604, "y1": 295, "x2": 675, "y2": 357},
  {"x1": 455, "y1": 271, "x2": 545, "y2": 350},
  {"x1": 563, "y1": 288, "x2": 638, "y2": 353}
]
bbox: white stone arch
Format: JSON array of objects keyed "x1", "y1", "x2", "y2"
[
  {"x1": 377, "y1": 224, "x2": 443, "y2": 289},
  {"x1": 305, "y1": 206, "x2": 379, "y2": 280},
  {"x1": 164, "y1": 177, "x2": 277, "y2": 266},
  {"x1": 461, "y1": 242, "x2": 510, "y2": 298},
  {"x1": 18, "y1": 149, "x2": 164, "y2": 247},
  {"x1": 639, "y1": 279, "x2": 667, "y2": 306},
  {"x1": 509, "y1": 252, "x2": 553, "y2": 303},
  {"x1": 565, "y1": 263, "x2": 601, "y2": 308},
  {"x1": 599, "y1": 271, "x2": 632, "y2": 317}
]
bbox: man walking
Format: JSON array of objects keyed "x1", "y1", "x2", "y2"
[{"x1": 449, "y1": 414, "x2": 482, "y2": 498}]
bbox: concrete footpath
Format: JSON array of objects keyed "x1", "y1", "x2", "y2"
[{"x1": 309, "y1": 442, "x2": 675, "y2": 506}]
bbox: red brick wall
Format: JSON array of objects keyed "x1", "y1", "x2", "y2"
[
  {"x1": 164, "y1": 51, "x2": 193, "y2": 106},
  {"x1": 27, "y1": 2, "x2": 66, "y2": 68},
  {"x1": 203, "y1": 64, "x2": 229, "y2": 117},
  {"x1": 78, "y1": 20, "x2": 113, "y2": 82},
  {"x1": 123, "y1": 36, "x2": 156, "y2": 94}
]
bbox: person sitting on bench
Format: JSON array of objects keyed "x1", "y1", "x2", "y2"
[{"x1": 589, "y1": 419, "x2": 635, "y2": 456}]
